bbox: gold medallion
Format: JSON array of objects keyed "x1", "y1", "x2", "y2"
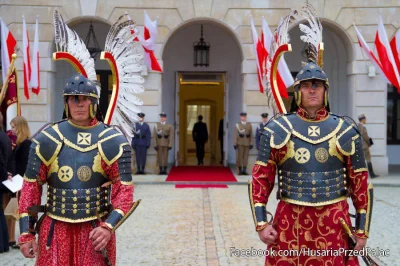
[
  {"x1": 295, "y1": 148, "x2": 310, "y2": 164},
  {"x1": 77, "y1": 132, "x2": 91, "y2": 146},
  {"x1": 58, "y1": 166, "x2": 74, "y2": 182},
  {"x1": 315, "y1": 148, "x2": 329, "y2": 163},
  {"x1": 77, "y1": 166, "x2": 92, "y2": 182}
]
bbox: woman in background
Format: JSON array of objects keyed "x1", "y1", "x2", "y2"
[
  {"x1": 4, "y1": 116, "x2": 32, "y2": 249},
  {"x1": 0, "y1": 113, "x2": 13, "y2": 253}
]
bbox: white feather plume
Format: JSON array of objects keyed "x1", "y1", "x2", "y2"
[
  {"x1": 104, "y1": 14, "x2": 145, "y2": 139},
  {"x1": 299, "y1": 3, "x2": 323, "y2": 63}
]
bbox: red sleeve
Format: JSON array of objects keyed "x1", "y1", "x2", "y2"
[
  {"x1": 18, "y1": 163, "x2": 48, "y2": 244},
  {"x1": 345, "y1": 156, "x2": 370, "y2": 238},
  {"x1": 101, "y1": 160, "x2": 133, "y2": 214},
  {"x1": 251, "y1": 147, "x2": 286, "y2": 231}
]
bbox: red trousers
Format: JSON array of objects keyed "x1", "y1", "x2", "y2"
[{"x1": 35, "y1": 216, "x2": 116, "y2": 266}]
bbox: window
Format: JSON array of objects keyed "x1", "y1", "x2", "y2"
[{"x1": 387, "y1": 84, "x2": 400, "y2": 144}]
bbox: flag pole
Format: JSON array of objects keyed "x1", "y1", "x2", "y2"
[{"x1": 0, "y1": 53, "x2": 17, "y2": 105}]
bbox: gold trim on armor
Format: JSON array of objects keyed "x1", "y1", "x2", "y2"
[
  {"x1": 356, "y1": 229, "x2": 365, "y2": 234},
  {"x1": 315, "y1": 147, "x2": 329, "y2": 163},
  {"x1": 33, "y1": 133, "x2": 62, "y2": 167},
  {"x1": 98, "y1": 142, "x2": 129, "y2": 166},
  {"x1": 63, "y1": 93, "x2": 99, "y2": 99},
  {"x1": 328, "y1": 136, "x2": 344, "y2": 162},
  {"x1": 354, "y1": 168, "x2": 368, "y2": 173},
  {"x1": 248, "y1": 181, "x2": 258, "y2": 229},
  {"x1": 291, "y1": 119, "x2": 344, "y2": 145},
  {"x1": 255, "y1": 160, "x2": 268, "y2": 166},
  {"x1": 121, "y1": 180, "x2": 134, "y2": 186},
  {"x1": 365, "y1": 183, "x2": 373, "y2": 237},
  {"x1": 281, "y1": 195, "x2": 347, "y2": 207},
  {"x1": 63, "y1": 138, "x2": 98, "y2": 153},
  {"x1": 77, "y1": 166, "x2": 92, "y2": 182},
  {"x1": 279, "y1": 140, "x2": 295, "y2": 165},
  {"x1": 336, "y1": 125, "x2": 359, "y2": 156},
  {"x1": 67, "y1": 119, "x2": 99, "y2": 129},
  {"x1": 114, "y1": 209, "x2": 125, "y2": 216},
  {"x1": 20, "y1": 213, "x2": 29, "y2": 218},
  {"x1": 105, "y1": 222, "x2": 114, "y2": 229},
  {"x1": 92, "y1": 154, "x2": 107, "y2": 177},
  {"x1": 48, "y1": 157, "x2": 60, "y2": 177},
  {"x1": 267, "y1": 127, "x2": 291, "y2": 149},
  {"x1": 47, "y1": 211, "x2": 108, "y2": 223},
  {"x1": 23, "y1": 174, "x2": 37, "y2": 182},
  {"x1": 357, "y1": 209, "x2": 367, "y2": 214},
  {"x1": 98, "y1": 127, "x2": 114, "y2": 138},
  {"x1": 254, "y1": 203, "x2": 266, "y2": 207},
  {"x1": 257, "y1": 221, "x2": 267, "y2": 226}
]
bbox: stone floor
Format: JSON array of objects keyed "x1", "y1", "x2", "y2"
[{"x1": 1, "y1": 184, "x2": 399, "y2": 265}]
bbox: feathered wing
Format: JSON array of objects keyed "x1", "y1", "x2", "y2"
[
  {"x1": 102, "y1": 14, "x2": 145, "y2": 139},
  {"x1": 264, "y1": 10, "x2": 299, "y2": 115},
  {"x1": 299, "y1": 3, "x2": 323, "y2": 63},
  {"x1": 53, "y1": 10, "x2": 99, "y2": 96}
]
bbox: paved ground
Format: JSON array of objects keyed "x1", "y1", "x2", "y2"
[{"x1": 1, "y1": 180, "x2": 399, "y2": 265}]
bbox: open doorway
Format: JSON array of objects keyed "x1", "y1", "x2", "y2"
[{"x1": 177, "y1": 73, "x2": 224, "y2": 166}]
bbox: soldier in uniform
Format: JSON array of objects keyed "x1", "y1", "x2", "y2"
[
  {"x1": 234, "y1": 112, "x2": 253, "y2": 175},
  {"x1": 255, "y1": 113, "x2": 269, "y2": 150},
  {"x1": 18, "y1": 74, "x2": 135, "y2": 265},
  {"x1": 358, "y1": 114, "x2": 379, "y2": 178},
  {"x1": 153, "y1": 112, "x2": 173, "y2": 175},
  {"x1": 250, "y1": 58, "x2": 373, "y2": 264},
  {"x1": 132, "y1": 112, "x2": 151, "y2": 174}
]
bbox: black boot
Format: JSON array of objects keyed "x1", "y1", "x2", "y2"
[
  {"x1": 158, "y1": 166, "x2": 163, "y2": 175},
  {"x1": 135, "y1": 166, "x2": 141, "y2": 175},
  {"x1": 367, "y1": 162, "x2": 380, "y2": 178},
  {"x1": 141, "y1": 166, "x2": 145, "y2": 175},
  {"x1": 163, "y1": 166, "x2": 168, "y2": 175},
  {"x1": 238, "y1": 167, "x2": 243, "y2": 175},
  {"x1": 242, "y1": 167, "x2": 248, "y2": 175}
]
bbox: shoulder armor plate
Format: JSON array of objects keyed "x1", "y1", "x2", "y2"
[
  {"x1": 32, "y1": 125, "x2": 63, "y2": 166},
  {"x1": 266, "y1": 115, "x2": 292, "y2": 149},
  {"x1": 336, "y1": 118, "x2": 360, "y2": 156},
  {"x1": 98, "y1": 128, "x2": 130, "y2": 166}
]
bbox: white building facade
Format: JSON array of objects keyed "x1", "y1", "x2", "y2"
[{"x1": 2, "y1": 0, "x2": 399, "y2": 174}]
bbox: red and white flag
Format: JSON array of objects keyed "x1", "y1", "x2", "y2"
[
  {"x1": 390, "y1": 29, "x2": 400, "y2": 80},
  {"x1": 0, "y1": 18, "x2": 19, "y2": 130},
  {"x1": 30, "y1": 16, "x2": 40, "y2": 95},
  {"x1": 375, "y1": 16, "x2": 400, "y2": 90},
  {"x1": 1, "y1": 18, "x2": 17, "y2": 81},
  {"x1": 354, "y1": 22, "x2": 400, "y2": 91},
  {"x1": 22, "y1": 16, "x2": 31, "y2": 99},
  {"x1": 250, "y1": 16, "x2": 265, "y2": 93},
  {"x1": 261, "y1": 17, "x2": 292, "y2": 98},
  {"x1": 138, "y1": 11, "x2": 162, "y2": 72}
]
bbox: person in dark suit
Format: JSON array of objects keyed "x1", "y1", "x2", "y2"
[
  {"x1": 132, "y1": 113, "x2": 151, "y2": 174},
  {"x1": 0, "y1": 113, "x2": 13, "y2": 253},
  {"x1": 218, "y1": 119, "x2": 223, "y2": 164},
  {"x1": 255, "y1": 113, "x2": 269, "y2": 150},
  {"x1": 192, "y1": 115, "x2": 208, "y2": 165}
]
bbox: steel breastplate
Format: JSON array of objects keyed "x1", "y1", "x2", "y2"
[
  {"x1": 276, "y1": 114, "x2": 349, "y2": 206},
  {"x1": 45, "y1": 121, "x2": 111, "y2": 223}
]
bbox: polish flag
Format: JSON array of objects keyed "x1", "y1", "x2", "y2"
[
  {"x1": 0, "y1": 18, "x2": 19, "y2": 130},
  {"x1": 375, "y1": 17, "x2": 400, "y2": 90},
  {"x1": 261, "y1": 17, "x2": 292, "y2": 98},
  {"x1": 30, "y1": 16, "x2": 40, "y2": 95},
  {"x1": 250, "y1": 16, "x2": 265, "y2": 93},
  {"x1": 354, "y1": 24, "x2": 387, "y2": 81},
  {"x1": 390, "y1": 29, "x2": 400, "y2": 81},
  {"x1": 1, "y1": 18, "x2": 17, "y2": 81},
  {"x1": 138, "y1": 11, "x2": 162, "y2": 72},
  {"x1": 22, "y1": 16, "x2": 31, "y2": 99}
]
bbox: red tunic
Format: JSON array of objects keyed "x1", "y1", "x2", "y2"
[
  {"x1": 18, "y1": 119, "x2": 134, "y2": 266},
  {"x1": 252, "y1": 108, "x2": 370, "y2": 266}
]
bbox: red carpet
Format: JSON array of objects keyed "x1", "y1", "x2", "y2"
[
  {"x1": 166, "y1": 166, "x2": 237, "y2": 182},
  {"x1": 175, "y1": 184, "x2": 228, "y2": 189}
]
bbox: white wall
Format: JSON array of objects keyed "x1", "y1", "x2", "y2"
[
  {"x1": 162, "y1": 20, "x2": 243, "y2": 164},
  {"x1": 388, "y1": 145, "x2": 400, "y2": 165}
]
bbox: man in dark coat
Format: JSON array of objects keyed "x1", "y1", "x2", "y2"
[
  {"x1": 132, "y1": 112, "x2": 151, "y2": 174},
  {"x1": 255, "y1": 113, "x2": 269, "y2": 150},
  {"x1": 192, "y1": 115, "x2": 208, "y2": 165}
]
